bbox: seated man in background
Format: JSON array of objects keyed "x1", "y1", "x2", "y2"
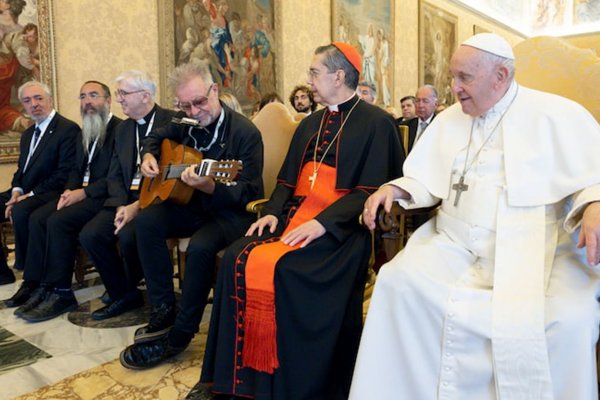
[
  {"x1": 288, "y1": 84, "x2": 316, "y2": 115},
  {"x1": 79, "y1": 70, "x2": 175, "y2": 320},
  {"x1": 188, "y1": 43, "x2": 403, "y2": 400},
  {"x1": 6, "y1": 81, "x2": 122, "y2": 322},
  {"x1": 352, "y1": 33, "x2": 600, "y2": 400},
  {"x1": 400, "y1": 84, "x2": 438, "y2": 154},
  {"x1": 0, "y1": 81, "x2": 79, "y2": 289},
  {"x1": 397, "y1": 94, "x2": 416, "y2": 122},
  {"x1": 357, "y1": 80, "x2": 376, "y2": 104},
  {"x1": 118, "y1": 62, "x2": 264, "y2": 369}
]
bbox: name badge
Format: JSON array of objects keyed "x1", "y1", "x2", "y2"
[
  {"x1": 130, "y1": 170, "x2": 142, "y2": 191},
  {"x1": 82, "y1": 168, "x2": 90, "y2": 187}
]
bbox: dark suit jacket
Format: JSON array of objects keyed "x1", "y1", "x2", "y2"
[
  {"x1": 104, "y1": 105, "x2": 175, "y2": 208},
  {"x1": 65, "y1": 115, "x2": 123, "y2": 199},
  {"x1": 11, "y1": 112, "x2": 80, "y2": 195},
  {"x1": 399, "y1": 113, "x2": 436, "y2": 155}
]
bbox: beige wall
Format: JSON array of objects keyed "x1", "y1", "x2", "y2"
[
  {"x1": 53, "y1": 0, "x2": 161, "y2": 123},
  {"x1": 0, "y1": 0, "x2": 531, "y2": 187},
  {"x1": 48, "y1": 0, "x2": 525, "y2": 122}
]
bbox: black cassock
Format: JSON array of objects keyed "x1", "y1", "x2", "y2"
[{"x1": 201, "y1": 96, "x2": 404, "y2": 400}]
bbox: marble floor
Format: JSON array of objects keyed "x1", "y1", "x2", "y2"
[{"x1": 0, "y1": 269, "x2": 208, "y2": 400}]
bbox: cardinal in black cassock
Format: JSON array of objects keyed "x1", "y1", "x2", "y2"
[{"x1": 194, "y1": 43, "x2": 404, "y2": 400}]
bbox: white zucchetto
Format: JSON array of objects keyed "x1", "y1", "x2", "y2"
[{"x1": 462, "y1": 33, "x2": 515, "y2": 60}]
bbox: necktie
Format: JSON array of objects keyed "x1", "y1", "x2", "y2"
[
  {"x1": 415, "y1": 120, "x2": 428, "y2": 143},
  {"x1": 32, "y1": 126, "x2": 41, "y2": 147}
]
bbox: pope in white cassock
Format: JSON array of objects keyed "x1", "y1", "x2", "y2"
[{"x1": 351, "y1": 33, "x2": 600, "y2": 400}]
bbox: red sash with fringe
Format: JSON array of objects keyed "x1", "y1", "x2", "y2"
[{"x1": 242, "y1": 162, "x2": 347, "y2": 373}]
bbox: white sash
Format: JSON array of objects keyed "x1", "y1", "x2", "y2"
[{"x1": 492, "y1": 198, "x2": 555, "y2": 399}]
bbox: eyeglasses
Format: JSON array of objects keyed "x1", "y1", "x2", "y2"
[
  {"x1": 114, "y1": 89, "x2": 145, "y2": 98},
  {"x1": 177, "y1": 84, "x2": 214, "y2": 112},
  {"x1": 79, "y1": 92, "x2": 107, "y2": 100}
]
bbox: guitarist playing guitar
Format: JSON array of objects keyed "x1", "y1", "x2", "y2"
[{"x1": 118, "y1": 62, "x2": 264, "y2": 370}]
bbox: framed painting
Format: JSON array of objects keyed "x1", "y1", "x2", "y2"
[
  {"x1": 331, "y1": 0, "x2": 395, "y2": 107},
  {"x1": 158, "y1": 0, "x2": 277, "y2": 114},
  {"x1": 0, "y1": 0, "x2": 56, "y2": 163},
  {"x1": 574, "y1": 0, "x2": 600, "y2": 24},
  {"x1": 419, "y1": 1, "x2": 457, "y2": 108}
]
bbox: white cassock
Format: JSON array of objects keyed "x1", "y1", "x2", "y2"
[{"x1": 350, "y1": 82, "x2": 600, "y2": 400}]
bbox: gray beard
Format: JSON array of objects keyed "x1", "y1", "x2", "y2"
[{"x1": 81, "y1": 108, "x2": 108, "y2": 153}]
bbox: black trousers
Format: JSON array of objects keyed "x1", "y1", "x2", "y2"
[
  {"x1": 24, "y1": 197, "x2": 104, "y2": 288},
  {"x1": 0, "y1": 189, "x2": 60, "y2": 271},
  {"x1": 134, "y1": 201, "x2": 231, "y2": 335},
  {"x1": 79, "y1": 207, "x2": 142, "y2": 301}
]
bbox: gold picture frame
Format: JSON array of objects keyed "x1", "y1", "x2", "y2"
[
  {"x1": 0, "y1": 0, "x2": 56, "y2": 164},
  {"x1": 419, "y1": 0, "x2": 457, "y2": 107}
]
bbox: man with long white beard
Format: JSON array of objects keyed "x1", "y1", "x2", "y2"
[{"x1": 4, "y1": 81, "x2": 122, "y2": 322}]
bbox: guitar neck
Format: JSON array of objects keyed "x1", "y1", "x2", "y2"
[
  {"x1": 163, "y1": 159, "x2": 241, "y2": 184},
  {"x1": 163, "y1": 164, "x2": 190, "y2": 180},
  {"x1": 163, "y1": 161, "x2": 209, "y2": 180}
]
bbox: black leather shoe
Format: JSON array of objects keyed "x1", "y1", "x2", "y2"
[
  {"x1": 185, "y1": 381, "x2": 215, "y2": 400},
  {"x1": 4, "y1": 282, "x2": 36, "y2": 307},
  {"x1": 134, "y1": 302, "x2": 176, "y2": 343},
  {"x1": 0, "y1": 269, "x2": 15, "y2": 285},
  {"x1": 14, "y1": 287, "x2": 48, "y2": 317},
  {"x1": 119, "y1": 335, "x2": 186, "y2": 370},
  {"x1": 91, "y1": 294, "x2": 144, "y2": 321},
  {"x1": 20, "y1": 292, "x2": 78, "y2": 322}
]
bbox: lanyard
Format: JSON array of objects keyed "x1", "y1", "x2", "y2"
[
  {"x1": 136, "y1": 111, "x2": 156, "y2": 166},
  {"x1": 87, "y1": 136, "x2": 99, "y2": 166},
  {"x1": 188, "y1": 108, "x2": 225, "y2": 151}
]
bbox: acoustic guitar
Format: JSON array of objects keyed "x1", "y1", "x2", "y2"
[{"x1": 139, "y1": 139, "x2": 242, "y2": 209}]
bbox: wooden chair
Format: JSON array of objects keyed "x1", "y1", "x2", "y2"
[
  {"x1": 396, "y1": 125, "x2": 410, "y2": 250},
  {"x1": 0, "y1": 221, "x2": 14, "y2": 259}
]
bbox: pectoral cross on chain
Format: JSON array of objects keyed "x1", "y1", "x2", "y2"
[
  {"x1": 452, "y1": 175, "x2": 469, "y2": 206},
  {"x1": 308, "y1": 171, "x2": 317, "y2": 190}
]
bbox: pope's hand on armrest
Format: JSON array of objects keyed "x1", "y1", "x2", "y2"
[{"x1": 363, "y1": 185, "x2": 411, "y2": 230}]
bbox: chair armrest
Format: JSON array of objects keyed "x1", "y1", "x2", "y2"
[
  {"x1": 246, "y1": 198, "x2": 269, "y2": 215},
  {"x1": 375, "y1": 202, "x2": 440, "y2": 261},
  {"x1": 376, "y1": 202, "x2": 439, "y2": 231}
]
